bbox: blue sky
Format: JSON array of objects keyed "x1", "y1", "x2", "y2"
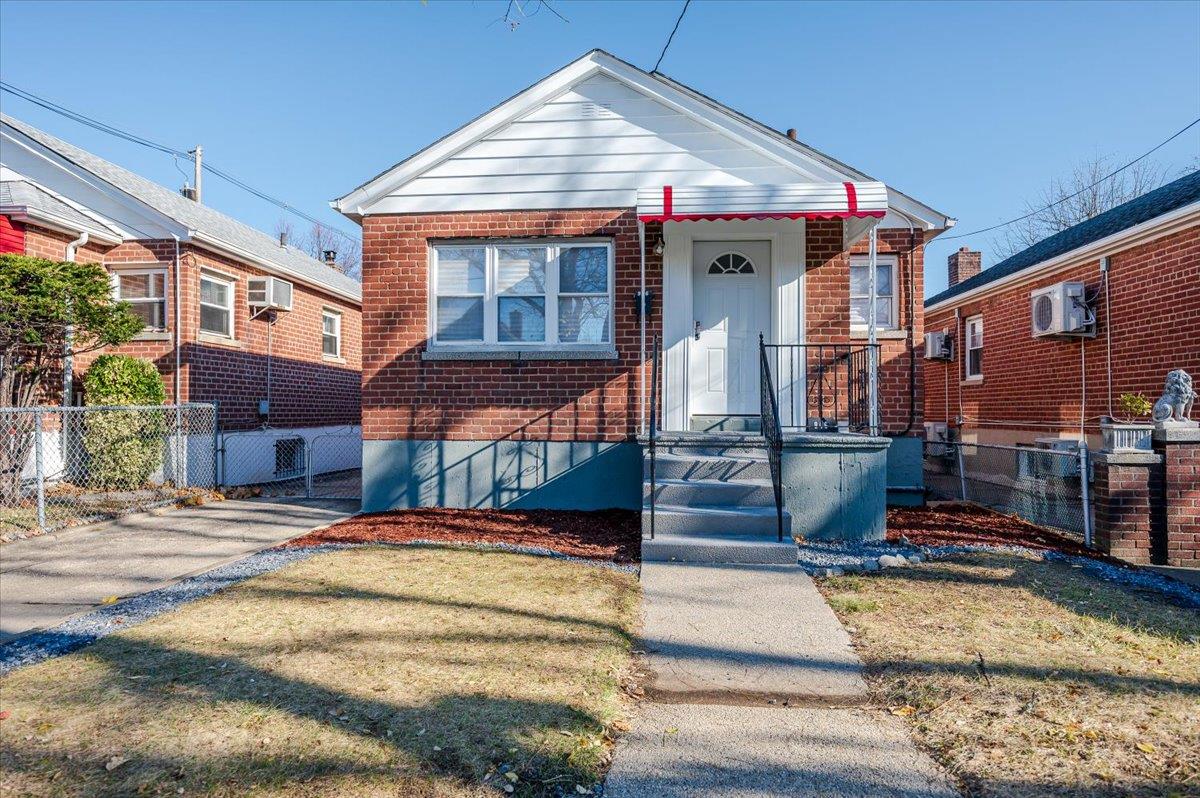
[{"x1": 1, "y1": 0, "x2": 1197, "y2": 296}]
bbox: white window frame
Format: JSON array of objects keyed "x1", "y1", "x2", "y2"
[
  {"x1": 964, "y1": 314, "x2": 984, "y2": 380},
  {"x1": 199, "y1": 271, "x2": 236, "y2": 338},
  {"x1": 428, "y1": 239, "x2": 615, "y2": 350},
  {"x1": 849, "y1": 254, "x2": 898, "y2": 332},
  {"x1": 110, "y1": 265, "x2": 169, "y2": 332},
  {"x1": 322, "y1": 308, "x2": 342, "y2": 358}
]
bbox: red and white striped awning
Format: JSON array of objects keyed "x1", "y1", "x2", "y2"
[{"x1": 636, "y1": 182, "x2": 888, "y2": 223}]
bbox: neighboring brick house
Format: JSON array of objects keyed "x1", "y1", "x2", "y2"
[
  {"x1": 924, "y1": 171, "x2": 1200, "y2": 447},
  {"x1": 1, "y1": 114, "x2": 363, "y2": 434},
  {"x1": 334, "y1": 49, "x2": 953, "y2": 527},
  {"x1": 923, "y1": 171, "x2": 1200, "y2": 567}
]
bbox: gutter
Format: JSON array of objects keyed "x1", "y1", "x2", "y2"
[
  {"x1": 188, "y1": 230, "x2": 362, "y2": 306},
  {"x1": 0, "y1": 207, "x2": 123, "y2": 246},
  {"x1": 926, "y1": 202, "x2": 1200, "y2": 314},
  {"x1": 61, "y1": 231, "x2": 88, "y2": 406}
]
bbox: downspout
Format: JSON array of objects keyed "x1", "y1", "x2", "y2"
[
  {"x1": 890, "y1": 209, "x2": 920, "y2": 436},
  {"x1": 638, "y1": 221, "x2": 647, "y2": 434},
  {"x1": 171, "y1": 236, "x2": 182, "y2": 406},
  {"x1": 867, "y1": 225, "x2": 879, "y2": 436},
  {"x1": 61, "y1": 231, "x2": 88, "y2": 406}
]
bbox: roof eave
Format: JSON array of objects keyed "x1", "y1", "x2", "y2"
[
  {"x1": 0, "y1": 205, "x2": 124, "y2": 245},
  {"x1": 189, "y1": 230, "x2": 362, "y2": 306}
]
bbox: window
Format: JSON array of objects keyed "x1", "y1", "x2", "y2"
[
  {"x1": 850, "y1": 256, "x2": 896, "y2": 330},
  {"x1": 431, "y1": 241, "x2": 612, "y2": 347},
  {"x1": 707, "y1": 252, "x2": 755, "y2": 274},
  {"x1": 113, "y1": 269, "x2": 167, "y2": 331},
  {"x1": 964, "y1": 315, "x2": 983, "y2": 379},
  {"x1": 199, "y1": 272, "x2": 234, "y2": 337},
  {"x1": 322, "y1": 309, "x2": 342, "y2": 357}
]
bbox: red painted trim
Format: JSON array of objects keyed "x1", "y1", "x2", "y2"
[
  {"x1": 662, "y1": 185, "x2": 673, "y2": 218},
  {"x1": 843, "y1": 182, "x2": 858, "y2": 214},
  {"x1": 636, "y1": 210, "x2": 886, "y2": 223},
  {"x1": 0, "y1": 215, "x2": 26, "y2": 254}
]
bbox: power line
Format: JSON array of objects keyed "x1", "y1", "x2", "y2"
[
  {"x1": 0, "y1": 80, "x2": 359, "y2": 244},
  {"x1": 940, "y1": 116, "x2": 1200, "y2": 241},
  {"x1": 653, "y1": 0, "x2": 691, "y2": 73}
]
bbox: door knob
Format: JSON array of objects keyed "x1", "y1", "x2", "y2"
[{"x1": 694, "y1": 320, "x2": 701, "y2": 340}]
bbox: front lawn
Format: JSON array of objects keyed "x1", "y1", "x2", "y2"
[
  {"x1": 817, "y1": 551, "x2": 1200, "y2": 797},
  {"x1": 0, "y1": 546, "x2": 640, "y2": 797}
]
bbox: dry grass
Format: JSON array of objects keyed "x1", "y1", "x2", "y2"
[
  {"x1": 0, "y1": 546, "x2": 640, "y2": 797},
  {"x1": 817, "y1": 551, "x2": 1200, "y2": 798}
]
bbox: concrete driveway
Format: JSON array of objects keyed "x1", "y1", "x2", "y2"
[{"x1": 0, "y1": 498, "x2": 356, "y2": 642}]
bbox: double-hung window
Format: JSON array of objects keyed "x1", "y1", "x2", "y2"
[
  {"x1": 431, "y1": 241, "x2": 613, "y2": 348},
  {"x1": 964, "y1": 315, "x2": 983, "y2": 379},
  {"x1": 199, "y1": 272, "x2": 235, "y2": 337},
  {"x1": 322, "y1": 309, "x2": 342, "y2": 357},
  {"x1": 849, "y1": 255, "x2": 896, "y2": 330},
  {"x1": 113, "y1": 268, "x2": 167, "y2": 331}
]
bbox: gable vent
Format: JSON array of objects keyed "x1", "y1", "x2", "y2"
[{"x1": 581, "y1": 102, "x2": 615, "y2": 119}]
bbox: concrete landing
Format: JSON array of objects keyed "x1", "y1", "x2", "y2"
[
  {"x1": 605, "y1": 703, "x2": 956, "y2": 798},
  {"x1": 638, "y1": 562, "x2": 866, "y2": 704},
  {"x1": 641, "y1": 535, "x2": 797, "y2": 564}
]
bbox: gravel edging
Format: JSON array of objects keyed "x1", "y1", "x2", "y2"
[
  {"x1": 801, "y1": 540, "x2": 1200, "y2": 609},
  {"x1": 0, "y1": 540, "x2": 634, "y2": 676}
]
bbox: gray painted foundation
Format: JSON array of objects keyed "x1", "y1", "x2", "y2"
[
  {"x1": 780, "y1": 432, "x2": 890, "y2": 542},
  {"x1": 885, "y1": 435, "x2": 925, "y2": 506},
  {"x1": 362, "y1": 439, "x2": 641, "y2": 512}
]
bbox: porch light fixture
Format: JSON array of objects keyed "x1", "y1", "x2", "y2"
[{"x1": 653, "y1": 237, "x2": 665, "y2": 256}]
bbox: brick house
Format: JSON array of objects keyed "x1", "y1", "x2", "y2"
[
  {"x1": 333, "y1": 51, "x2": 953, "y2": 553},
  {"x1": 923, "y1": 171, "x2": 1200, "y2": 567},
  {"x1": 1, "y1": 114, "x2": 363, "y2": 438}
]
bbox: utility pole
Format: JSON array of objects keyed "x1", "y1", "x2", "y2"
[{"x1": 189, "y1": 145, "x2": 203, "y2": 203}]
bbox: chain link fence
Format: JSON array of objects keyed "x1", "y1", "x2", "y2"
[
  {"x1": 1, "y1": 404, "x2": 218, "y2": 538},
  {"x1": 219, "y1": 425, "x2": 360, "y2": 500},
  {"x1": 924, "y1": 440, "x2": 1093, "y2": 545}
]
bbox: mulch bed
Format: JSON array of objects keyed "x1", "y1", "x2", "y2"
[
  {"x1": 287, "y1": 507, "x2": 642, "y2": 563},
  {"x1": 886, "y1": 503, "x2": 1102, "y2": 558}
]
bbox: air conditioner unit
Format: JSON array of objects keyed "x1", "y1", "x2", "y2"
[
  {"x1": 247, "y1": 277, "x2": 294, "y2": 311},
  {"x1": 1030, "y1": 282, "x2": 1094, "y2": 338},
  {"x1": 923, "y1": 331, "x2": 954, "y2": 361},
  {"x1": 1032, "y1": 437, "x2": 1081, "y2": 478}
]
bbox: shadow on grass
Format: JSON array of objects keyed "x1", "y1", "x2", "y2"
[{"x1": 2, "y1": 635, "x2": 612, "y2": 798}]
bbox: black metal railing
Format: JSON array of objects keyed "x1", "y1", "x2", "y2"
[
  {"x1": 647, "y1": 334, "x2": 661, "y2": 540},
  {"x1": 760, "y1": 343, "x2": 880, "y2": 433},
  {"x1": 758, "y1": 334, "x2": 784, "y2": 542}
]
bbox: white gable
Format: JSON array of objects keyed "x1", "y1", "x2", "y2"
[{"x1": 335, "y1": 50, "x2": 952, "y2": 230}]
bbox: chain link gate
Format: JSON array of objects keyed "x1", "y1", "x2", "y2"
[
  {"x1": 1, "y1": 403, "x2": 218, "y2": 537},
  {"x1": 218, "y1": 426, "x2": 360, "y2": 501}
]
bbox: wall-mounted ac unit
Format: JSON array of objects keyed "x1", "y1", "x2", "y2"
[
  {"x1": 248, "y1": 276, "x2": 294, "y2": 311},
  {"x1": 1030, "y1": 282, "x2": 1094, "y2": 338},
  {"x1": 923, "y1": 331, "x2": 954, "y2": 360},
  {"x1": 1031, "y1": 437, "x2": 1081, "y2": 478}
]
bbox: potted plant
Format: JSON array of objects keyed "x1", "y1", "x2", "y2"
[{"x1": 1101, "y1": 393, "x2": 1154, "y2": 451}]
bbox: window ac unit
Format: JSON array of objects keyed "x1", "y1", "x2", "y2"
[
  {"x1": 1032, "y1": 437, "x2": 1081, "y2": 478},
  {"x1": 923, "y1": 331, "x2": 954, "y2": 361},
  {"x1": 1030, "y1": 282, "x2": 1094, "y2": 338},
  {"x1": 247, "y1": 277, "x2": 294, "y2": 311}
]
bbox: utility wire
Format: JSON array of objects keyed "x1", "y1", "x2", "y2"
[
  {"x1": 653, "y1": 0, "x2": 691, "y2": 73},
  {"x1": 941, "y1": 116, "x2": 1200, "y2": 241},
  {"x1": 0, "y1": 80, "x2": 359, "y2": 244}
]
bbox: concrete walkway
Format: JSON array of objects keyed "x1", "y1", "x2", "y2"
[
  {"x1": 0, "y1": 498, "x2": 355, "y2": 642},
  {"x1": 605, "y1": 562, "x2": 955, "y2": 797}
]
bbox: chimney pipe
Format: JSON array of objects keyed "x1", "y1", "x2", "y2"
[
  {"x1": 786, "y1": 128, "x2": 798, "y2": 140},
  {"x1": 279, "y1": 231, "x2": 287, "y2": 247},
  {"x1": 323, "y1": 250, "x2": 338, "y2": 268},
  {"x1": 188, "y1": 145, "x2": 203, "y2": 203}
]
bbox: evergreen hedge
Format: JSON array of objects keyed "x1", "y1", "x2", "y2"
[{"x1": 83, "y1": 355, "x2": 168, "y2": 489}]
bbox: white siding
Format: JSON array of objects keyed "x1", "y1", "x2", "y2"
[{"x1": 371, "y1": 74, "x2": 810, "y2": 214}]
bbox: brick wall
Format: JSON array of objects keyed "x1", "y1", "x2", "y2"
[
  {"x1": 361, "y1": 209, "x2": 662, "y2": 442},
  {"x1": 1162, "y1": 440, "x2": 1200, "y2": 567},
  {"x1": 1092, "y1": 455, "x2": 1159, "y2": 564},
  {"x1": 16, "y1": 222, "x2": 361, "y2": 429},
  {"x1": 924, "y1": 223, "x2": 1200, "y2": 443},
  {"x1": 361, "y1": 210, "x2": 922, "y2": 443}
]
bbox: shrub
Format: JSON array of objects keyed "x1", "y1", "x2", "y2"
[{"x1": 83, "y1": 356, "x2": 168, "y2": 489}]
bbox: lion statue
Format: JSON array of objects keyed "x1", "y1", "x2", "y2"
[{"x1": 1151, "y1": 369, "x2": 1196, "y2": 424}]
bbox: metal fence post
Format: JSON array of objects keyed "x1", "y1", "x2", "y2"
[
  {"x1": 33, "y1": 408, "x2": 46, "y2": 531},
  {"x1": 956, "y1": 441, "x2": 969, "y2": 502},
  {"x1": 212, "y1": 402, "x2": 221, "y2": 490},
  {"x1": 304, "y1": 438, "x2": 314, "y2": 498},
  {"x1": 1079, "y1": 443, "x2": 1093, "y2": 548}
]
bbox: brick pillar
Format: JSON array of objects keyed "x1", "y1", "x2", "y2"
[
  {"x1": 947, "y1": 247, "x2": 982, "y2": 287},
  {"x1": 1092, "y1": 450, "x2": 1161, "y2": 564},
  {"x1": 1154, "y1": 426, "x2": 1200, "y2": 568}
]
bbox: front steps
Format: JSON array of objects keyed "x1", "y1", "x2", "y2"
[{"x1": 641, "y1": 432, "x2": 796, "y2": 565}]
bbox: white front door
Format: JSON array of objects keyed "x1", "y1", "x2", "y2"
[{"x1": 689, "y1": 240, "x2": 772, "y2": 416}]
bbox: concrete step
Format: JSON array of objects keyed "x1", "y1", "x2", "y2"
[
  {"x1": 644, "y1": 477, "x2": 776, "y2": 508},
  {"x1": 642, "y1": 432, "x2": 770, "y2": 460},
  {"x1": 641, "y1": 535, "x2": 797, "y2": 564},
  {"x1": 644, "y1": 452, "x2": 772, "y2": 483},
  {"x1": 642, "y1": 504, "x2": 791, "y2": 538},
  {"x1": 689, "y1": 414, "x2": 762, "y2": 433}
]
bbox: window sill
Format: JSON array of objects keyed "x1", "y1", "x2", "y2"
[
  {"x1": 197, "y1": 332, "x2": 244, "y2": 348},
  {"x1": 962, "y1": 376, "x2": 984, "y2": 385},
  {"x1": 132, "y1": 331, "x2": 172, "y2": 342},
  {"x1": 422, "y1": 347, "x2": 618, "y2": 362},
  {"x1": 322, "y1": 354, "x2": 347, "y2": 364},
  {"x1": 850, "y1": 329, "x2": 908, "y2": 340}
]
